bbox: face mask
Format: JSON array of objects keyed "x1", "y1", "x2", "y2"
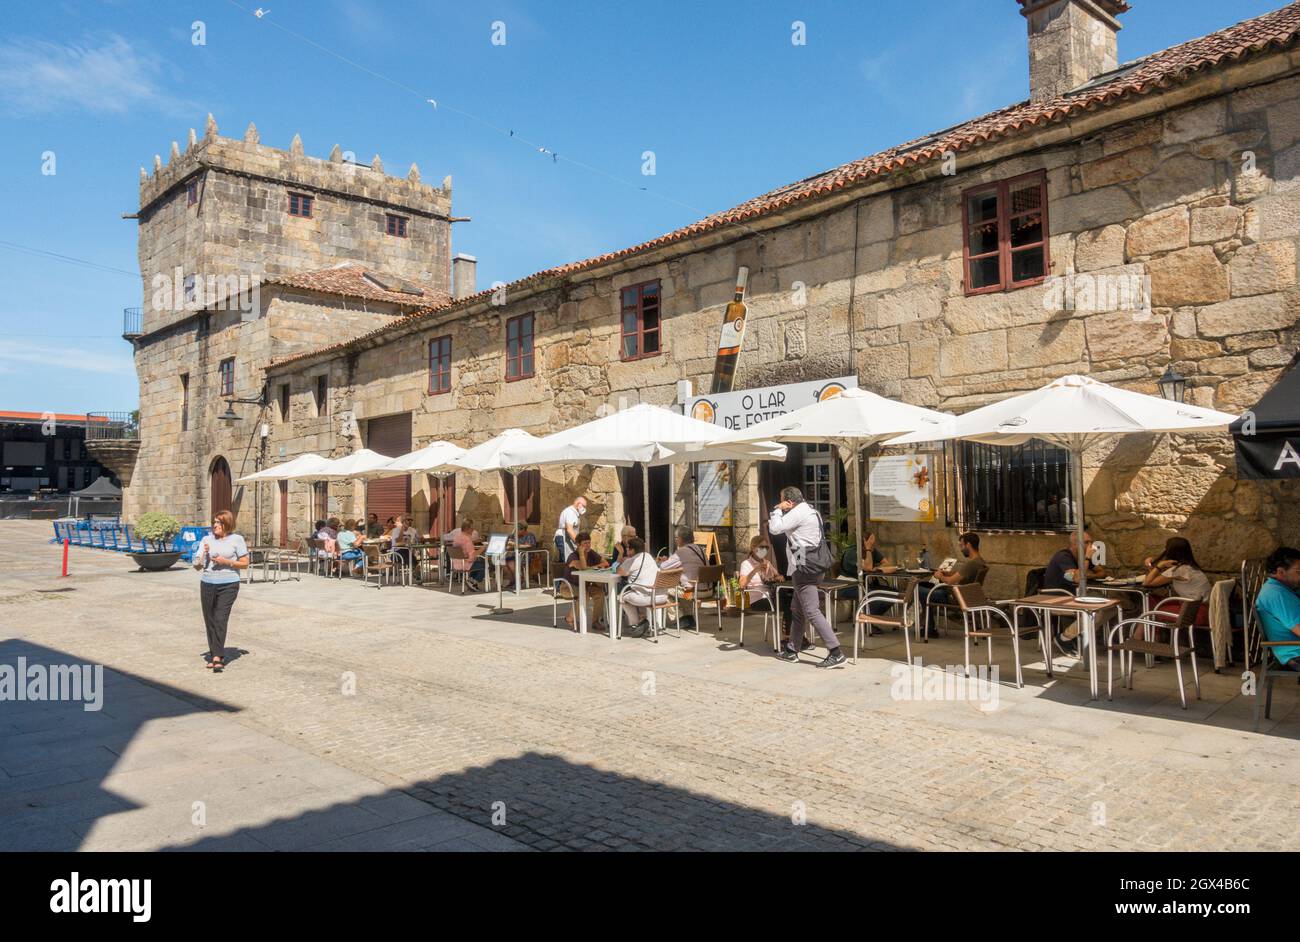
[
  {"x1": 578, "y1": 506, "x2": 587, "y2": 516},
  {"x1": 755, "y1": 548, "x2": 768, "y2": 559}
]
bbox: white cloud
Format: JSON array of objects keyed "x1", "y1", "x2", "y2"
[
  {"x1": 0, "y1": 341, "x2": 133, "y2": 376},
  {"x1": 0, "y1": 34, "x2": 182, "y2": 116}
]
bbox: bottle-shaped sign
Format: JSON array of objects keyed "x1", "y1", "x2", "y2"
[{"x1": 710, "y1": 266, "x2": 749, "y2": 394}]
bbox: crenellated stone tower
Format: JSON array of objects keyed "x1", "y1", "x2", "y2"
[{"x1": 117, "y1": 117, "x2": 459, "y2": 528}]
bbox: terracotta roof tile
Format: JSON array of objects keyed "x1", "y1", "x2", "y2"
[
  {"x1": 272, "y1": 2, "x2": 1300, "y2": 369},
  {"x1": 267, "y1": 265, "x2": 447, "y2": 307}
]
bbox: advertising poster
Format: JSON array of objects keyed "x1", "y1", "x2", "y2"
[
  {"x1": 697, "y1": 461, "x2": 733, "y2": 527},
  {"x1": 868, "y1": 454, "x2": 935, "y2": 523}
]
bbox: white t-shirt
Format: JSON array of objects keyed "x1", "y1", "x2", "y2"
[
  {"x1": 619, "y1": 552, "x2": 659, "y2": 590},
  {"x1": 1167, "y1": 564, "x2": 1211, "y2": 602},
  {"x1": 556, "y1": 505, "x2": 582, "y2": 540},
  {"x1": 739, "y1": 557, "x2": 773, "y2": 605}
]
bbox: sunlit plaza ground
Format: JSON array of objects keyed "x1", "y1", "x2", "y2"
[{"x1": 3, "y1": 520, "x2": 1299, "y2": 852}]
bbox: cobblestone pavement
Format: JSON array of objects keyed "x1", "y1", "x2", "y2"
[{"x1": 3, "y1": 522, "x2": 1299, "y2": 851}]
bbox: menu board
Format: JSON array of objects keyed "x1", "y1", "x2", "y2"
[
  {"x1": 485, "y1": 533, "x2": 509, "y2": 557},
  {"x1": 696, "y1": 460, "x2": 733, "y2": 527},
  {"x1": 868, "y1": 455, "x2": 935, "y2": 523}
]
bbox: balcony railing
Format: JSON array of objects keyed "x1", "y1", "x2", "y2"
[
  {"x1": 85, "y1": 412, "x2": 140, "y2": 442},
  {"x1": 122, "y1": 307, "x2": 142, "y2": 339}
]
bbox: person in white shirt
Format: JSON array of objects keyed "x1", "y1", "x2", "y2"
[
  {"x1": 658, "y1": 527, "x2": 710, "y2": 630},
  {"x1": 618, "y1": 538, "x2": 667, "y2": 637},
  {"x1": 767, "y1": 486, "x2": 845, "y2": 668},
  {"x1": 555, "y1": 496, "x2": 586, "y2": 563}
]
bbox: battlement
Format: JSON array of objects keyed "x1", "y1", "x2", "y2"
[{"x1": 138, "y1": 114, "x2": 452, "y2": 219}]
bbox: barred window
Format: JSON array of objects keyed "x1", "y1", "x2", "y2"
[{"x1": 945, "y1": 440, "x2": 1075, "y2": 532}]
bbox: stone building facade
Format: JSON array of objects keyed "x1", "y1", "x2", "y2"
[
  {"x1": 130, "y1": 1, "x2": 1300, "y2": 598},
  {"x1": 122, "y1": 116, "x2": 461, "y2": 525}
]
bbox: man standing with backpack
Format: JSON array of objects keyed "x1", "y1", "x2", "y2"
[{"x1": 768, "y1": 486, "x2": 846, "y2": 668}]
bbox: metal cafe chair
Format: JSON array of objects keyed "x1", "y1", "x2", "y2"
[
  {"x1": 952, "y1": 583, "x2": 1046, "y2": 688},
  {"x1": 737, "y1": 584, "x2": 781, "y2": 652},
  {"x1": 360, "y1": 543, "x2": 394, "y2": 589},
  {"x1": 642, "y1": 571, "x2": 686, "y2": 643},
  {"x1": 853, "y1": 577, "x2": 919, "y2": 666},
  {"x1": 552, "y1": 578, "x2": 577, "y2": 630},
  {"x1": 446, "y1": 545, "x2": 472, "y2": 594},
  {"x1": 1107, "y1": 597, "x2": 1201, "y2": 708},
  {"x1": 689, "y1": 564, "x2": 726, "y2": 634}
]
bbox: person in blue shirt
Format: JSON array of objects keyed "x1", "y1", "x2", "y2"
[
  {"x1": 1256, "y1": 546, "x2": 1300, "y2": 671},
  {"x1": 193, "y1": 510, "x2": 249, "y2": 672}
]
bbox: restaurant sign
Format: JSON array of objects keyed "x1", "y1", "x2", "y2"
[{"x1": 686, "y1": 375, "x2": 858, "y2": 431}]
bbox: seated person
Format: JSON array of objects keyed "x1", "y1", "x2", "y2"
[
  {"x1": 515, "y1": 522, "x2": 542, "y2": 579},
  {"x1": 364, "y1": 513, "x2": 383, "y2": 539},
  {"x1": 563, "y1": 531, "x2": 609, "y2": 631},
  {"x1": 618, "y1": 537, "x2": 667, "y2": 637},
  {"x1": 1044, "y1": 525, "x2": 1107, "y2": 653},
  {"x1": 314, "y1": 518, "x2": 336, "y2": 542},
  {"x1": 1256, "y1": 546, "x2": 1300, "y2": 671},
  {"x1": 738, "y1": 534, "x2": 793, "y2": 642},
  {"x1": 658, "y1": 527, "x2": 709, "y2": 630},
  {"x1": 918, "y1": 532, "x2": 988, "y2": 638},
  {"x1": 1043, "y1": 524, "x2": 1106, "y2": 591},
  {"x1": 841, "y1": 531, "x2": 886, "y2": 578},
  {"x1": 451, "y1": 518, "x2": 486, "y2": 591},
  {"x1": 1142, "y1": 536, "x2": 1211, "y2": 626},
  {"x1": 380, "y1": 517, "x2": 397, "y2": 541},
  {"x1": 611, "y1": 526, "x2": 638, "y2": 565},
  {"x1": 336, "y1": 519, "x2": 364, "y2": 575}
]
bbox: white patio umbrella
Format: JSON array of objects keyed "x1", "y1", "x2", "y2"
[
  {"x1": 383, "y1": 441, "x2": 467, "y2": 540},
  {"x1": 495, "y1": 403, "x2": 787, "y2": 556},
  {"x1": 235, "y1": 453, "x2": 333, "y2": 483},
  {"x1": 450, "y1": 428, "x2": 544, "y2": 604},
  {"x1": 315, "y1": 448, "x2": 399, "y2": 481},
  {"x1": 886, "y1": 374, "x2": 1239, "y2": 595},
  {"x1": 710, "y1": 387, "x2": 951, "y2": 578}
]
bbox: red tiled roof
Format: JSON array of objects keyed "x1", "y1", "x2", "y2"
[
  {"x1": 272, "y1": 2, "x2": 1300, "y2": 369},
  {"x1": 267, "y1": 265, "x2": 447, "y2": 307}
]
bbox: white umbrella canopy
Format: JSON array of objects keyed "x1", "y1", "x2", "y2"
[
  {"x1": 499, "y1": 402, "x2": 787, "y2": 468},
  {"x1": 316, "y1": 448, "x2": 400, "y2": 481},
  {"x1": 235, "y1": 453, "x2": 332, "y2": 483},
  {"x1": 886, "y1": 374, "x2": 1239, "y2": 594},
  {"x1": 451, "y1": 428, "x2": 543, "y2": 473},
  {"x1": 382, "y1": 440, "x2": 466, "y2": 474}
]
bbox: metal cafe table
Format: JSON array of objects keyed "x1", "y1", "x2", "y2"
[
  {"x1": 575, "y1": 568, "x2": 621, "y2": 641},
  {"x1": 1010, "y1": 594, "x2": 1121, "y2": 699}
]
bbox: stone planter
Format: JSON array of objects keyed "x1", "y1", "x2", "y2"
[{"x1": 128, "y1": 551, "x2": 182, "y2": 572}]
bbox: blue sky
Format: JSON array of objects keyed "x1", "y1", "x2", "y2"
[{"x1": 0, "y1": 0, "x2": 1284, "y2": 413}]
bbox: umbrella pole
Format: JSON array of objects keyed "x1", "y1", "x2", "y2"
[
  {"x1": 853, "y1": 443, "x2": 864, "y2": 589},
  {"x1": 643, "y1": 464, "x2": 651, "y2": 554},
  {"x1": 513, "y1": 471, "x2": 521, "y2": 594},
  {"x1": 1072, "y1": 448, "x2": 1087, "y2": 597}
]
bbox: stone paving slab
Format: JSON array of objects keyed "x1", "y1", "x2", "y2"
[{"x1": 2, "y1": 521, "x2": 1299, "y2": 851}]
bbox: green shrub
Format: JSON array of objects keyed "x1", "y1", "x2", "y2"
[{"x1": 134, "y1": 512, "x2": 181, "y2": 551}]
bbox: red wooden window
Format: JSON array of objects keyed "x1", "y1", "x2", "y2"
[
  {"x1": 218, "y1": 358, "x2": 235, "y2": 397},
  {"x1": 620, "y1": 280, "x2": 661, "y2": 361},
  {"x1": 428, "y1": 336, "x2": 452, "y2": 394},
  {"x1": 386, "y1": 214, "x2": 408, "y2": 237},
  {"x1": 501, "y1": 469, "x2": 541, "y2": 525},
  {"x1": 186, "y1": 180, "x2": 198, "y2": 206},
  {"x1": 962, "y1": 171, "x2": 1050, "y2": 295},
  {"x1": 505, "y1": 313, "x2": 535, "y2": 381},
  {"x1": 288, "y1": 192, "x2": 314, "y2": 218}
]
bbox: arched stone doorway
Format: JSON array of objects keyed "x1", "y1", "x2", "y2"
[{"x1": 210, "y1": 456, "x2": 232, "y2": 520}]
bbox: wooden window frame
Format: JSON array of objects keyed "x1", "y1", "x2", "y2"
[
  {"x1": 288, "y1": 192, "x2": 314, "y2": 219},
  {"x1": 386, "y1": 214, "x2": 409, "y2": 238},
  {"x1": 428, "y1": 335, "x2": 452, "y2": 395},
  {"x1": 218, "y1": 358, "x2": 235, "y2": 397},
  {"x1": 501, "y1": 468, "x2": 542, "y2": 526},
  {"x1": 505, "y1": 312, "x2": 535, "y2": 382},
  {"x1": 961, "y1": 170, "x2": 1050, "y2": 297},
  {"x1": 619, "y1": 279, "x2": 662, "y2": 362},
  {"x1": 314, "y1": 374, "x2": 329, "y2": 418}
]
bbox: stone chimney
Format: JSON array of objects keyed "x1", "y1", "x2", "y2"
[
  {"x1": 1019, "y1": 0, "x2": 1129, "y2": 103},
  {"x1": 452, "y1": 253, "x2": 478, "y2": 299}
]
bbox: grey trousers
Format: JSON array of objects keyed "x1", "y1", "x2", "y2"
[
  {"x1": 791, "y1": 576, "x2": 838, "y2": 650},
  {"x1": 200, "y1": 581, "x2": 239, "y2": 659}
]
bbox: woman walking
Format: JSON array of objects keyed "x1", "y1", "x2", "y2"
[{"x1": 195, "y1": 510, "x2": 249, "y2": 672}]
